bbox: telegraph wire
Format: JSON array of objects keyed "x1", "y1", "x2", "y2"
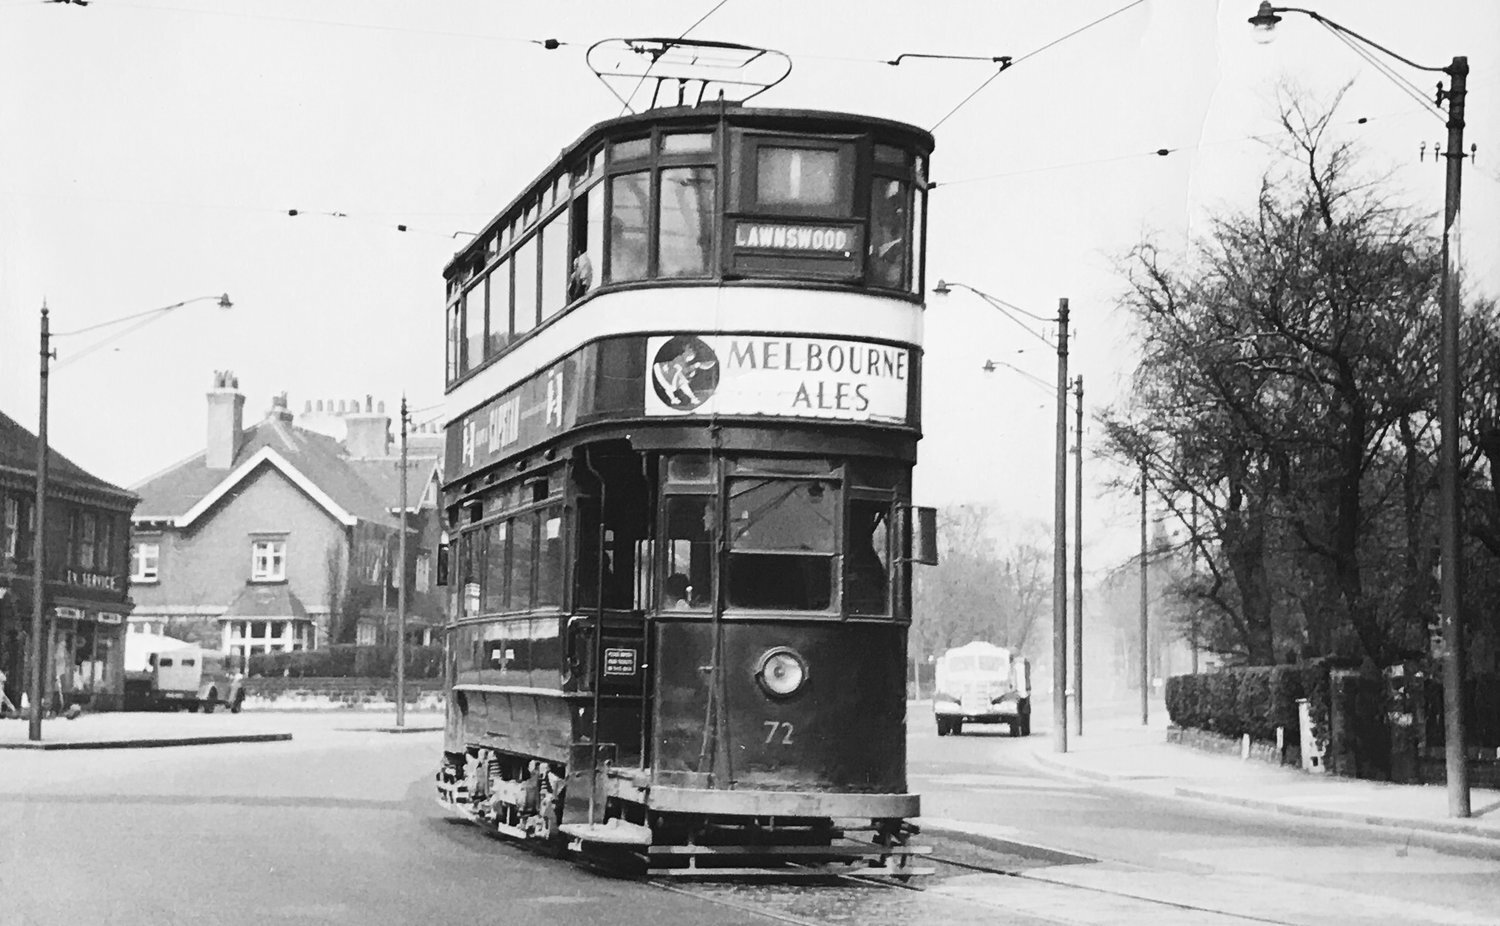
[
  {"x1": 931, "y1": 110, "x2": 1425, "y2": 189},
  {"x1": 929, "y1": 0, "x2": 1149, "y2": 132}
]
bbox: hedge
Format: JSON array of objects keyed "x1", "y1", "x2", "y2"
[
  {"x1": 249, "y1": 644, "x2": 443, "y2": 679},
  {"x1": 1165, "y1": 664, "x2": 1325, "y2": 744}
]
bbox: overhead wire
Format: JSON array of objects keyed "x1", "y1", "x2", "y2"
[
  {"x1": 929, "y1": 0, "x2": 1149, "y2": 132},
  {"x1": 1318, "y1": 21, "x2": 1445, "y2": 122}
]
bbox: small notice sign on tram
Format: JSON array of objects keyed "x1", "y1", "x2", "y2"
[
  {"x1": 645, "y1": 334, "x2": 910, "y2": 423},
  {"x1": 604, "y1": 647, "x2": 639, "y2": 677}
]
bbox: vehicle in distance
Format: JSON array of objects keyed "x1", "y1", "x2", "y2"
[{"x1": 933, "y1": 640, "x2": 1030, "y2": 736}]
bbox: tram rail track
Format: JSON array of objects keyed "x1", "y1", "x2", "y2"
[{"x1": 643, "y1": 851, "x2": 1311, "y2": 926}]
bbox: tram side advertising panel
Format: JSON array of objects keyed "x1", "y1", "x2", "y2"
[{"x1": 446, "y1": 334, "x2": 916, "y2": 484}]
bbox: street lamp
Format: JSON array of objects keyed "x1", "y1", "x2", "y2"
[
  {"x1": 1247, "y1": 1, "x2": 1471, "y2": 818},
  {"x1": 935, "y1": 280, "x2": 1071, "y2": 753},
  {"x1": 28, "y1": 293, "x2": 233, "y2": 741}
]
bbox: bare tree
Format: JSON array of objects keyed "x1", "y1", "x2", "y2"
[{"x1": 1101, "y1": 87, "x2": 1466, "y2": 666}]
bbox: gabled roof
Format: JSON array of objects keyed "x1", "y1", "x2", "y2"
[
  {"x1": 347, "y1": 456, "x2": 443, "y2": 515},
  {"x1": 131, "y1": 416, "x2": 407, "y2": 528},
  {"x1": 0, "y1": 408, "x2": 136, "y2": 504}
]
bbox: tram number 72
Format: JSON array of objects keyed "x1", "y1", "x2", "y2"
[{"x1": 762, "y1": 721, "x2": 795, "y2": 745}]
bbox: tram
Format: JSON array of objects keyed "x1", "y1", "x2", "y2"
[{"x1": 433, "y1": 40, "x2": 938, "y2": 877}]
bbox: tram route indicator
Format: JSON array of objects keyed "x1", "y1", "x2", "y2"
[
  {"x1": 646, "y1": 334, "x2": 910, "y2": 423},
  {"x1": 732, "y1": 221, "x2": 857, "y2": 255}
]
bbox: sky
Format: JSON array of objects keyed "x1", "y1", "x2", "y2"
[{"x1": 1, "y1": 0, "x2": 1496, "y2": 574}]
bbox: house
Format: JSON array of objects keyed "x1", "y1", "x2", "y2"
[
  {"x1": 0, "y1": 410, "x2": 138, "y2": 713},
  {"x1": 127, "y1": 372, "x2": 444, "y2": 666}
]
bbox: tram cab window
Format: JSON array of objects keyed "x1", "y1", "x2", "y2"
[
  {"x1": 608, "y1": 172, "x2": 651, "y2": 282},
  {"x1": 663, "y1": 497, "x2": 714, "y2": 610},
  {"x1": 725, "y1": 478, "x2": 836, "y2": 611},
  {"x1": 845, "y1": 499, "x2": 892, "y2": 615}
]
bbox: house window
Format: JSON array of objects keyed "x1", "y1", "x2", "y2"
[
  {"x1": 131, "y1": 542, "x2": 160, "y2": 582},
  {"x1": 228, "y1": 618, "x2": 301, "y2": 655},
  {"x1": 2, "y1": 495, "x2": 16, "y2": 560},
  {"x1": 251, "y1": 540, "x2": 286, "y2": 581},
  {"x1": 416, "y1": 552, "x2": 431, "y2": 593}
]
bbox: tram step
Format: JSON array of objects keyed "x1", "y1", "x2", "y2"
[
  {"x1": 647, "y1": 843, "x2": 931, "y2": 858},
  {"x1": 646, "y1": 866, "x2": 937, "y2": 879}
]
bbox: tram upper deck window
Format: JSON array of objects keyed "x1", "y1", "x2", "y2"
[
  {"x1": 662, "y1": 132, "x2": 713, "y2": 155},
  {"x1": 659, "y1": 166, "x2": 715, "y2": 278},
  {"x1": 611, "y1": 137, "x2": 650, "y2": 164},
  {"x1": 726, "y1": 477, "x2": 836, "y2": 611},
  {"x1": 609, "y1": 172, "x2": 651, "y2": 283},
  {"x1": 868, "y1": 178, "x2": 909, "y2": 289}
]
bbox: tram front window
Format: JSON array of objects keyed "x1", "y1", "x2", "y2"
[
  {"x1": 846, "y1": 499, "x2": 891, "y2": 615},
  {"x1": 726, "y1": 478, "x2": 835, "y2": 611},
  {"x1": 663, "y1": 496, "x2": 713, "y2": 610}
]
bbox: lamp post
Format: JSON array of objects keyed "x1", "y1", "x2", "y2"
[
  {"x1": 1249, "y1": 0, "x2": 1471, "y2": 818},
  {"x1": 935, "y1": 280, "x2": 1070, "y2": 753},
  {"x1": 1139, "y1": 457, "x2": 1149, "y2": 726},
  {"x1": 1073, "y1": 375, "x2": 1083, "y2": 737},
  {"x1": 28, "y1": 293, "x2": 232, "y2": 742},
  {"x1": 396, "y1": 396, "x2": 409, "y2": 728}
]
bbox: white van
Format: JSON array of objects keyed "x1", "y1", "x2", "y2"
[
  {"x1": 932, "y1": 640, "x2": 1031, "y2": 736},
  {"x1": 147, "y1": 646, "x2": 245, "y2": 714}
]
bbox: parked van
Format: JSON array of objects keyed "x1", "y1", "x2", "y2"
[
  {"x1": 932, "y1": 640, "x2": 1031, "y2": 736},
  {"x1": 147, "y1": 647, "x2": 245, "y2": 714}
]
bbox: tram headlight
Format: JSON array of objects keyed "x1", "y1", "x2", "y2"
[{"x1": 755, "y1": 647, "x2": 808, "y2": 698}]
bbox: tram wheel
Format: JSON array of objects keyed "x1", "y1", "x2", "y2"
[{"x1": 875, "y1": 825, "x2": 915, "y2": 883}]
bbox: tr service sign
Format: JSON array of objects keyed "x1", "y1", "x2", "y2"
[{"x1": 646, "y1": 335, "x2": 909, "y2": 423}]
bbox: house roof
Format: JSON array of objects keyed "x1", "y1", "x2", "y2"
[
  {"x1": 221, "y1": 583, "x2": 309, "y2": 620},
  {"x1": 346, "y1": 456, "x2": 442, "y2": 514},
  {"x1": 131, "y1": 414, "x2": 420, "y2": 528},
  {"x1": 0, "y1": 408, "x2": 137, "y2": 503}
]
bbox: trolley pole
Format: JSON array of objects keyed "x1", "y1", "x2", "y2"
[
  {"x1": 1072, "y1": 375, "x2": 1083, "y2": 737},
  {"x1": 1139, "y1": 456, "x2": 1149, "y2": 726},
  {"x1": 395, "y1": 396, "x2": 409, "y2": 728},
  {"x1": 1052, "y1": 298, "x2": 1069, "y2": 754},
  {"x1": 28, "y1": 305, "x2": 53, "y2": 742}
]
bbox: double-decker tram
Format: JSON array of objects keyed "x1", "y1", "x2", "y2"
[{"x1": 434, "y1": 40, "x2": 937, "y2": 878}]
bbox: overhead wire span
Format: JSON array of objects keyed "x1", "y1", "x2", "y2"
[{"x1": 929, "y1": 0, "x2": 1149, "y2": 132}]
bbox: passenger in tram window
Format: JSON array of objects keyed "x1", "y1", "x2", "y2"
[
  {"x1": 868, "y1": 178, "x2": 908, "y2": 289},
  {"x1": 663, "y1": 573, "x2": 692, "y2": 610},
  {"x1": 568, "y1": 253, "x2": 593, "y2": 302}
]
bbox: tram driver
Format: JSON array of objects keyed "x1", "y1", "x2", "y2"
[{"x1": 663, "y1": 573, "x2": 693, "y2": 610}]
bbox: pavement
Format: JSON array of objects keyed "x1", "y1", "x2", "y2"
[
  {"x1": 1028, "y1": 702, "x2": 1500, "y2": 843},
  {"x1": 6, "y1": 699, "x2": 1499, "y2": 845},
  {"x1": 0, "y1": 707, "x2": 443, "y2": 750}
]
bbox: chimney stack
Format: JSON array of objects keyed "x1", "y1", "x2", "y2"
[
  {"x1": 268, "y1": 392, "x2": 294, "y2": 425},
  {"x1": 206, "y1": 370, "x2": 244, "y2": 470},
  {"x1": 344, "y1": 396, "x2": 391, "y2": 460}
]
